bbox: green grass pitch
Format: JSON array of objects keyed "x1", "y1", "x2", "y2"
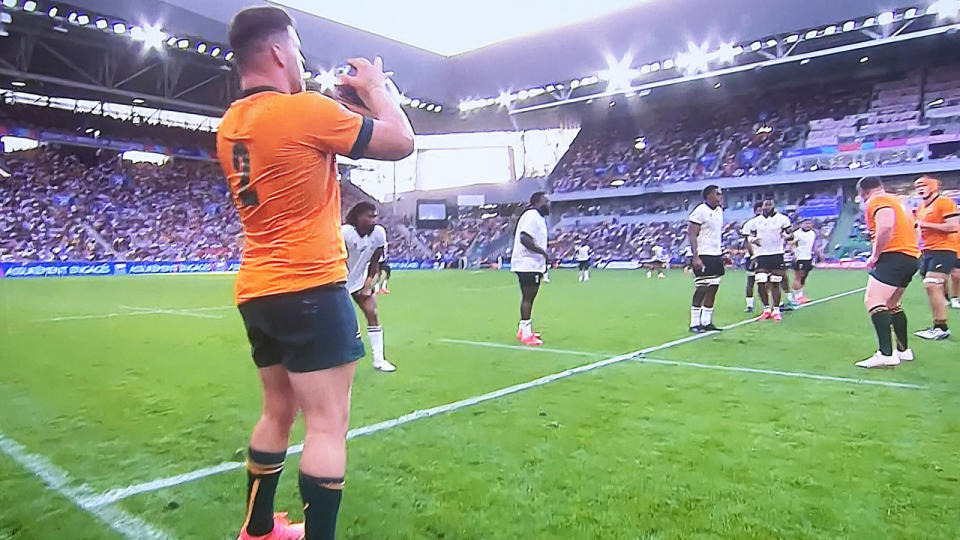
[{"x1": 1, "y1": 269, "x2": 958, "y2": 539}]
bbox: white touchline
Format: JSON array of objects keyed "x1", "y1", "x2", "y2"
[
  {"x1": 462, "y1": 285, "x2": 515, "y2": 291},
  {"x1": 85, "y1": 285, "x2": 870, "y2": 506},
  {"x1": 0, "y1": 430, "x2": 175, "y2": 540},
  {"x1": 634, "y1": 357, "x2": 927, "y2": 389},
  {"x1": 85, "y1": 349, "x2": 640, "y2": 508},
  {"x1": 41, "y1": 305, "x2": 234, "y2": 322},
  {"x1": 439, "y1": 339, "x2": 602, "y2": 357},
  {"x1": 118, "y1": 306, "x2": 224, "y2": 319},
  {"x1": 43, "y1": 311, "x2": 156, "y2": 322}
]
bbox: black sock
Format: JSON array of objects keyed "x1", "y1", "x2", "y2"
[
  {"x1": 934, "y1": 319, "x2": 949, "y2": 331},
  {"x1": 869, "y1": 306, "x2": 893, "y2": 356},
  {"x1": 299, "y1": 472, "x2": 343, "y2": 540},
  {"x1": 890, "y1": 307, "x2": 908, "y2": 352},
  {"x1": 245, "y1": 448, "x2": 286, "y2": 536}
]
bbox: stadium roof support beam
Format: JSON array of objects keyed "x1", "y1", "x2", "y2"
[
  {"x1": 509, "y1": 22, "x2": 960, "y2": 116},
  {"x1": 112, "y1": 62, "x2": 161, "y2": 91},
  {"x1": 172, "y1": 72, "x2": 227, "y2": 100},
  {"x1": 36, "y1": 41, "x2": 102, "y2": 86},
  {"x1": 0, "y1": 67, "x2": 225, "y2": 115},
  {"x1": 13, "y1": 34, "x2": 35, "y2": 71},
  {"x1": 0, "y1": 56, "x2": 17, "y2": 72},
  {"x1": 0, "y1": 25, "x2": 234, "y2": 115}
]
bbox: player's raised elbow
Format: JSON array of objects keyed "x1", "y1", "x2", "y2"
[{"x1": 364, "y1": 122, "x2": 414, "y2": 161}]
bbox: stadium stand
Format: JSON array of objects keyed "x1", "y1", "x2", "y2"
[
  {"x1": 1, "y1": 146, "x2": 238, "y2": 262},
  {"x1": 4, "y1": 69, "x2": 960, "y2": 267},
  {"x1": 550, "y1": 68, "x2": 960, "y2": 195}
]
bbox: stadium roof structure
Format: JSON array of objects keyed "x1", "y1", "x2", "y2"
[{"x1": 1, "y1": 0, "x2": 959, "y2": 133}]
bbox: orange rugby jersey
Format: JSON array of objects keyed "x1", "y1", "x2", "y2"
[
  {"x1": 916, "y1": 195, "x2": 960, "y2": 252},
  {"x1": 217, "y1": 88, "x2": 373, "y2": 303},
  {"x1": 864, "y1": 192, "x2": 920, "y2": 258},
  {"x1": 955, "y1": 221, "x2": 960, "y2": 255}
]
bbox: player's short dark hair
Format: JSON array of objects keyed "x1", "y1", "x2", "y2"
[
  {"x1": 702, "y1": 185, "x2": 720, "y2": 199},
  {"x1": 345, "y1": 201, "x2": 377, "y2": 227},
  {"x1": 857, "y1": 176, "x2": 883, "y2": 192},
  {"x1": 753, "y1": 201, "x2": 763, "y2": 211},
  {"x1": 530, "y1": 191, "x2": 547, "y2": 205},
  {"x1": 228, "y1": 6, "x2": 295, "y2": 68},
  {"x1": 762, "y1": 192, "x2": 775, "y2": 201}
]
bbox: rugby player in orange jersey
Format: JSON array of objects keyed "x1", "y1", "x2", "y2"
[
  {"x1": 855, "y1": 177, "x2": 920, "y2": 368},
  {"x1": 217, "y1": 6, "x2": 413, "y2": 540},
  {"x1": 912, "y1": 176, "x2": 959, "y2": 341},
  {"x1": 951, "y1": 227, "x2": 960, "y2": 310}
]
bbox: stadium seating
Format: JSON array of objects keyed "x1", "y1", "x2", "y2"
[
  {"x1": 1, "y1": 147, "x2": 239, "y2": 263},
  {"x1": 550, "y1": 70, "x2": 960, "y2": 194},
  {"x1": 0, "y1": 146, "x2": 521, "y2": 265}
]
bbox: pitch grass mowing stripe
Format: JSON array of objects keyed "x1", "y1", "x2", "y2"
[
  {"x1": 0, "y1": 430, "x2": 175, "y2": 540},
  {"x1": 87, "y1": 285, "x2": 868, "y2": 507}
]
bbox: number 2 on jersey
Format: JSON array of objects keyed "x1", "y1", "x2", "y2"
[{"x1": 232, "y1": 143, "x2": 259, "y2": 207}]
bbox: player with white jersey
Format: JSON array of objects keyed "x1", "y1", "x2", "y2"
[
  {"x1": 791, "y1": 219, "x2": 819, "y2": 304},
  {"x1": 648, "y1": 244, "x2": 667, "y2": 279},
  {"x1": 512, "y1": 192, "x2": 551, "y2": 346},
  {"x1": 687, "y1": 185, "x2": 725, "y2": 332},
  {"x1": 372, "y1": 248, "x2": 391, "y2": 294},
  {"x1": 740, "y1": 202, "x2": 763, "y2": 312},
  {"x1": 747, "y1": 195, "x2": 793, "y2": 322},
  {"x1": 575, "y1": 243, "x2": 592, "y2": 282},
  {"x1": 342, "y1": 202, "x2": 396, "y2": 373}
]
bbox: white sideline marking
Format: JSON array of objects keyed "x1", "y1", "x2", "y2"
[
  {"x1": 87, "y1": 349, "x2": 641, "y2": 508},
  {"x1": 44, "y1": 311, "x2": 156, "y2": 322},
  {"x1": 42, "y1": 305, "x2": 234, "y2": 322},
  {"x1": 440, "y1": 339, "x2": 602, "y2": 357},
  {"x1": 634, "y1": 357, "x2": 927, "y2": 390},
  {"x1": 439, "y1": 342, "x2": 927, "y2": 390},
  {"x1": 87, "y1": 285, "x2": 868, "y2": 506},
  {"x1": 118, "y1": 306, "x2": 223, "y2": 319},
  {"x1": 0, "y1": 430, "x2": 174, "y2": 540},
  {"x1": 463, "y1": 285, "x2": 515, "y2": 292}
]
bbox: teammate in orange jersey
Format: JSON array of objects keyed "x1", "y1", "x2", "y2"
[
  {"x1": 854, "y1": 177, "x2": 921, "y2": 368},
  {"x1": 951, "y1": 228, "x2": 960, "y2": 309},
  {"x1": 217, "y1": 6, "x2": 413, "y2": 540},
  {"x1": 912, "y1": 176, "x2": 959, "y2": 340}
]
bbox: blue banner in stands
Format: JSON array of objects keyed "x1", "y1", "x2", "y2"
[
  {"x1": 386, "y1": 260, "x2": 435, "y2": 270},
  {"x1": 0, "y1": 260, "x2": 242, "y2": 278},
  {"x1": 0, "y1": 261, "x2": 116, "y2": 278}
]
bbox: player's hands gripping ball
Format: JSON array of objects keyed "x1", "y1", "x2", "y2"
[{"x1": 333, "y1": 56, "x2": 402, "y2": 115}]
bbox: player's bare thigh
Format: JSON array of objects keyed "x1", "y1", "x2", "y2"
[
  {"x1": 864, "y1": 275, "x2": 903, "y2": 309},
  {"x1": 288, "y1": 361, "x2": 358, "y2": 432},
  {"x1": 258, "y1": 364, "x2": 298, "y2": 417}
]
